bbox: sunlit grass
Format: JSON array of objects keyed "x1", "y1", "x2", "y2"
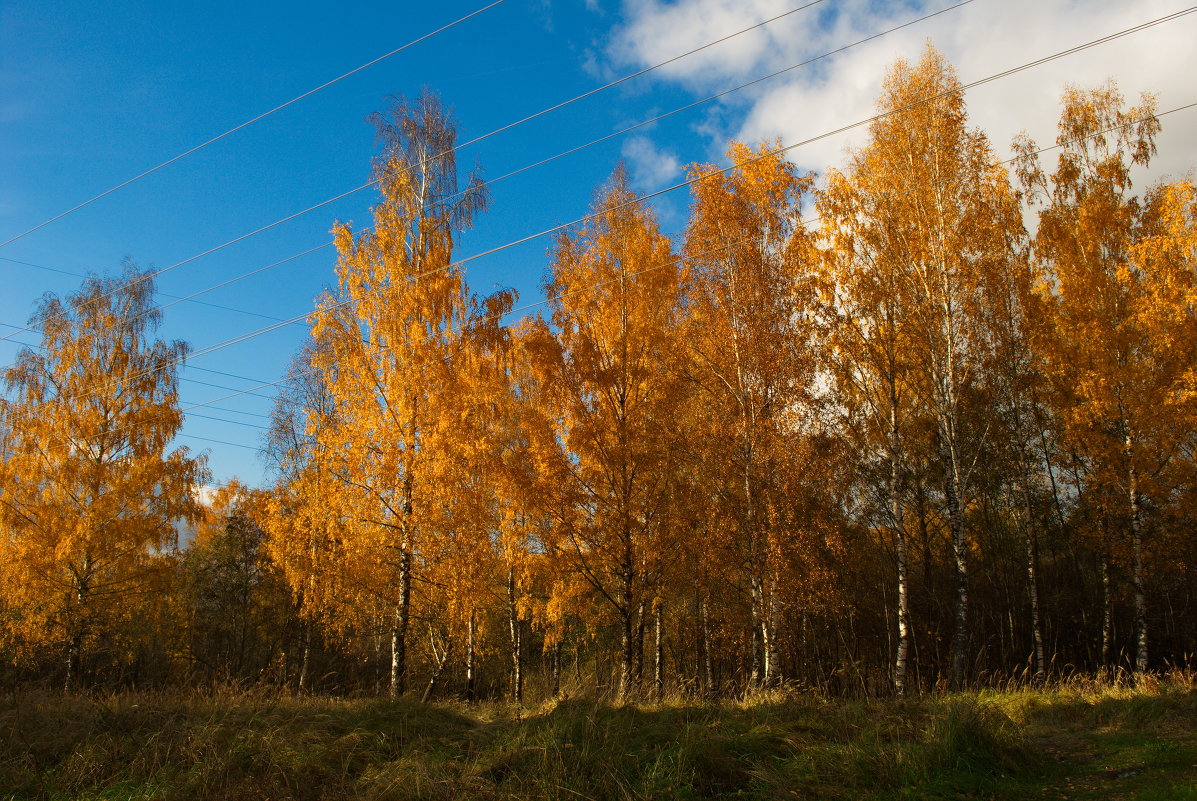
[{"x1": 1, "y1": 674, "x2": 1194, "y2": 800}]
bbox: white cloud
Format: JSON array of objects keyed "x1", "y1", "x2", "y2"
[
  {"x1": 608, "y1": 0, "x2": 811, "y2": 88},
  {"x1": 173, "y1": 484, "x2": 220, "y2": 549},
  {"x1": 602, "y1": 0, "x2": 1197, "y2": 186},
  {"x1": 193, "y1": 484, "x2": 220, "y2": 507},
  {"x1": 622, "y1": 134, "x2": 683, "y2": 190}
]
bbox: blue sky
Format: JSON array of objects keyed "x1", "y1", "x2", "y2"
[{"x1": 2, "y1": 0, "x2": 1194, "y2": 488}]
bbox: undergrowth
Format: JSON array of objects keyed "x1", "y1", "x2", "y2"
[{"x1": 1, "y1": 675, "x2": 1193, "y2": 800}]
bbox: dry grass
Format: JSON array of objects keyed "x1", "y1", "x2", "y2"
[{"x1": 1, "y1": 674, "x2": 1194, "y2": 800}]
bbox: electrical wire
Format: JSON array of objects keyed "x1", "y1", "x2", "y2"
[
  {"x1": 141, "y1": 5, "x2": 1197, "y2": 379},
  {"x1": 8, "y1": 18, "x2": 1197, "y2": 463},
  {"x1": 202, "y1": 405, "x2": 273, "y2": 420},
  {"x1": 112, "y1": 0, "x2": 980, "y2": 332},
  {"x1": 11, "y1": 9, "x2": 1192, "y2": 419},
  {"x1": 0, "y1": 331, "x2": 278, "y2": 410},
  {"x1": 189, "y1": 364, "x2": 286, "y2": 386},
  {"x1": 185, "y1": 412, "x2": 270, "y2": 430},
  {"x1": 118, "y1": 98, "x2": 1197, "y2": 459},
  {"x1": 2, "y1": 319, "x2": 281, "y2": 392},
  {"x1": 0, "y1": 0, "x2": 510, "y2": 248},
  {"x1": 0, "y1": 256, "x2": 288, "y2": 323},
  {"x1": 176, "y1": 433, "x2": 262, "y2": 451},
  {"x1": 0, "y1": 0, "x2": 828, "y2": 346}
]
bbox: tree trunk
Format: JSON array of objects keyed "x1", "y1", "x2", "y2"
[
  {"x1": 1015, "y1": 416, "x2": 1043, "y2": 684},
  {"x1": 391, "y1": 547, "x2": 412, "y2": 698},
  {"x1": 634, "y1": 601, "x2": 646, "y2": 691},
  {"x1": 298, "y1": 622, "x2": 312, "y2": 694},
  {"x1": 64, "y1": 630, "x2": 82, "y2": 693},
  {"x1": 744, "y1": 420, "x2": 764, "y2": 693},
  {"x1": 550, "y1": 641, "x2": 562, "y2": 699},
  {"x1": 466, "y1": 612, "x2": 476, "y2": 703},
  {"x1": 374, "y1": 631, "x2": 383, "y2": 694},
  {"x1": 594, "y1": 641, "x2": 603, "y2": 692},
  {"x1": 618, "y1": 530, "x2": 635, "y2": 702},
  {"x1": 1101, "y1": 556, "x2": 1113, "y2": 667},
  {"x1": 945, "y1": 448, "x2": 969, "y2": 691},
  {"x1": 1020, "y1": 484, "x2": 1045, "y2": 684},
  {"x1": 764, "y1": 544, "x2": 783, "y2": 689},
  {"x1": 422, "y1": 631, "x2": 451, "y2": 704},
  {"x1": 654, "y1": 604, "x2": 664, "y2": 702},
  {"x1": 764, "y1": 582, "x2": 781, "y2": 688},
  {"x1": 749, "y1": 574, "x2": 764, "y2": 690},
  {"x1": 701, "y1": 597, "x2": 714, "y2": 698},
  {"x1": 619, "y1": 609, "x2": 634, "y2": 702},
  {"x1": 507, "y1": 567, "x2": 523, "y2": 703},
  {"x1": 917, "y1": 484, "x2": 937, "y2": 675},
  {"x1": 894, "y1": 526, "x2": 911, "y2": 695},
  {"x1": 1011, "y1": 397, "x2": 1047, "y2": 685},
  {"x1": 889, "y1": 386, "x2": 910, "y2": 696},
  {"x1": 1127, "y1": 431, "x2": 1148, "y2": 673},
  {"x1": 389, "y1": 624, "x2": 403, "y2": 699},
  {"x1": 66, "y1": 566, "x2": 90, "y2": 693}
]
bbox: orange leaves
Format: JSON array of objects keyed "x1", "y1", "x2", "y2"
[
  {"x1": 527, "y1": 168, "x2": 688, "y2": 697},
  {"x1": 0, "y1": 265, "x2": 207, "y2": 679},
  {"x1": 815, "y1": 45, "x2": 1035, "y2": 689},
  {"x1": 1013, "y1": 83, "x2": 1193, "y2": 674},
  {"x1": 1020, "y1": 83, "x2": 1185, "y2": 496},
  {"x1": 264, "y1": 93, "x2": 521, "y2": 691}
]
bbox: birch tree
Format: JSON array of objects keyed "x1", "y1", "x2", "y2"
[
  {"x1": 1016, "y1": 83, "x2": 1190, "y2": 672},
  {"x1": 527, "y1": 168, "x2": 685, "y2": 701},
  {"x1": 306, "y1": 91, "x2": 487, "y2": 696},
  {"x1": 819, "y1": 46, "x2": 1024, "y2": 690},
  {"x1": 0, "y1": 265, "x2": 207, "y2": 689},
  {"x1": 683, "y1": 141, "x2": 818, "y2": 688}
]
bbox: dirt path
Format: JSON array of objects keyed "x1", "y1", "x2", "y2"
[{"x1": 1020, "y1": 718, "x2": 1197, "y2": 800}]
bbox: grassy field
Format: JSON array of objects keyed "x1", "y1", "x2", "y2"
[{"x1": 1, "y1": 676, "x2": 1194, "y2": 800}]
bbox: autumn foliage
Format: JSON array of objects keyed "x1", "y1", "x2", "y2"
[
  {"x1": 0, "y1": 265, "x2": 207, "y2": 689},
  {"x1": 2, "y1": 47, "x2": 1196, "y2": 699}
]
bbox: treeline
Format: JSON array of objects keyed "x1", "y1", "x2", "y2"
[{"x1": 2, "y1": 47, "x2": 1195, "y2": 700}]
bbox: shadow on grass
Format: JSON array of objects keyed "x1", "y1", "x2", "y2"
[
  {"x1": 0, "y1": 691, "x2": 477, "y2": 801},
  {"x1": 21, "y1": 687, "x2": 1190, "y2": 800},
  {"x1": 473, "y1": 697, "x2": 1030, "y2": 800},
  {"x1": 992, "y1": 684, "x2": 1197, "y2": 801}
]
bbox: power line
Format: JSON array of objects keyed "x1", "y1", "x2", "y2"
[
  {"x1": 132, "y1": 0, "x2": 979, "y2": 332},
  {"x1": 448, "y1": 0, "x2": 827, "y2": 161},
  {"x1": 0, "y1": 324, "x2": 283, "y2": 399},
  {"x1": 186, "y1": 412, "x2": 270, "y2": 430},
  {"x1": 68, "y1": 78, "x2": 1197, "y2": 469},
  {"x1": 178, "y1": 377, "x2": 279, "y2": 400},
  {"x1": 0, "y1": 314, "x2": 288, "y2": 425},
  {"x1": 167, "y1": 6, "x2": 1197, "y2": 368},
  {"x1": 176, "y1": 433, "x2": 263, "y2": 451},
  {"x1": 0, "y1": 292, "x2": 281, "y2": 392},
  {"x1": 0, "y1": 0, "x2": 509, "y2": 248},
  {"x1": 12, "y1": 10, "x2": 1193, "y2": 418},
  {"x1": 0, "y1": 330, "x2": 278, "y2": 407},
  {"x1": 0, "y1": 0, "x2": 827, "y2": 348},
  {"x1": 0, "y1": 256, "x2": 287, "y2": 323},
  {"x1": 74, "y1": 94, "x2": 1197, "y2": 469},
  {"x1": 147, "y1": 243, "x2": 333, "y2": 322},
  {"x1": 189, "y1": 364, "x2": 288, "y2": 386},
  {"x1": 203, "y1": 405, "x2": 273, "y2": 420},
  {"x1": 10, "y1": 18, "x2": 1197, "y2": 460},
  {"x1": 4, "y1": 240, "x2": 780, "y2": 462},
  {"x1": 0, "y1": 0, "x2": 977, "y2": 371}
]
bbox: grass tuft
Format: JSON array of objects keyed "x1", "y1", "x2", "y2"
[{"x1": 2, "y1": 676, "x2": 1194, "y2": 799}]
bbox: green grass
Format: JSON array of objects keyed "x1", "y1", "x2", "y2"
[{"x1": 1, "y1": 678, "x2": 1194, "y2": 800}]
